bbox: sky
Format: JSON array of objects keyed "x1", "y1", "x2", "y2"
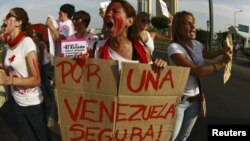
[{"x1": 1, "y1": 0, "x2": 250, "y2": 37}]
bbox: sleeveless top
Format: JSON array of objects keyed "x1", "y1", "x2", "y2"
[{"x1": 145, "y1": 31, "x2": 155, "y2": 54}]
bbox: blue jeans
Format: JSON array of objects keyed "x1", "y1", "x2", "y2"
[
  {"x1": 170, "y1": 96, "x2": 200, "y2": 141},
  {"x1": 40, "y1": 62, "x2": 53, "y2": 98},
  {"x1": 15, "y1": 102, "x2": 51, "y2": 141}
]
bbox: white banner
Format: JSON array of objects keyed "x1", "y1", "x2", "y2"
[
  {"x1": 61, "y1": 38, "x2": 88, "y2": 58},
  {"x1": 100, "y1": 1, "x2": 110, "y2": 9},
  {"x1": 159, "y1": 0, "x2": 170, "y2": 18}
]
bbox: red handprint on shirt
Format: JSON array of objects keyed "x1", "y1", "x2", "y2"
[{"x1": 8, "y1": 55, "x2": 16, "y2": 63}]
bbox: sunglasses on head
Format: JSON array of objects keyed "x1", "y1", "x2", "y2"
[
  {"x1": 72, "y1": 17, "x2": 82, "y2": 23},
  {"x1": 6, "y1": 13, "x2": 18, "y2": 20},
  {"x1": 141, "y1": 19, "x2": 150, "y2": 24}
]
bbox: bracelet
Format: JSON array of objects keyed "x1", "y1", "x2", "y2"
[{"x1": 213, "y1": 64, "x2": 219, "y2": 72}]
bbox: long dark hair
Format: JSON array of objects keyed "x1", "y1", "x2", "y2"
[{"x1": 9, "y1": 7, "x2": 33, "y2": 37}]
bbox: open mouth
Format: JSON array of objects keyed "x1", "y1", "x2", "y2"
[{"x1": 106, "y1": 21, "x2": 114, "y2": 29}]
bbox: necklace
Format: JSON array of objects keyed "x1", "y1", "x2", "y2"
[{"x1": 7, "y1": 32, "x2": 24, "y2": 48}]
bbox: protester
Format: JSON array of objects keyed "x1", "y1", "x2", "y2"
[
  {"x1": 69, "y1": 10, "x2": 98, "y2": 48},
  {"x1": 132, "y1": 12, "x2": 172, "y2": 55},
  {"x1": 45, "y1": 3, "x2": 75, "y2": 128},
  {"x1": 76, "y1": 0, "x2": 167, "y2": 71},
  {"x1": 0, "y1": 7, "x2": 50, "y2": 141},
  {"x1": 168, "y1": 11, "x2": 231, "y2": 141},
  {"x1": 95, "y1": 0, "x2": 167, "y2": 68},
  {"x1": 32, "y1": 31, "x2": 53, "y2": 101},
  {"x1": 99, "y1": 7, "x2": 108, "y2": 39},
  {"x1": 46, "y1": 3, "x2": 75, "y2": 56},
  {"x1": 32, "y1": 31, "x2": 55, "y2": 128}
]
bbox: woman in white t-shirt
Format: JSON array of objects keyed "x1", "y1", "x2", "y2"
[
  {"x1": 76, "y1": 0, "x2": 167, "y2": 72},
  {"x1": 97, "y1": 1, "x2": 167, "y2": 67},
  {"x1": 0, "y1": 7, "x2": 50, "y2": 141},
  {"x1": 168, "y1": 11, "x2": 231, "y2": 141},
  {"x1": 132, "y1": 12, "x2": 173, "y2": 55}
]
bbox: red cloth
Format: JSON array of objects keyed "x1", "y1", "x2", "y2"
[
  {"x1": 101, "y1": 40, "x2": 148, "y2": 63},
  {"x1": 7, "y1": 32, "x2": 24, "y2": 47}
]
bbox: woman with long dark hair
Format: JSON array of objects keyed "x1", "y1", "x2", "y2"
[
  {"x1": 0, "y1": 7, "x2": 50, "y2": 141},
  {"x1": 88, "y1": 0, "x2": 167, "y2": 70}
]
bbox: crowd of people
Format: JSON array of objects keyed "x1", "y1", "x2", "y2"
[{"x1": 0, "y1": 0, "x2": 231, "y2": 141}]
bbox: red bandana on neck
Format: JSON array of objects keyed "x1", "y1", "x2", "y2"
[
  {"x1": 101, "y1": 40, "x2": 148, "y2": 63},
  {"x1": 7, "y1": 32, "x2": 24, "y2": 48},
  {"x1": 101, "y1": 40, "x2": 111, "y2": 59}
]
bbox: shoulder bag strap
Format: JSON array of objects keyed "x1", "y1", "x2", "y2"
[
  {"x1": 139, "y1": 36, "x2": 147, "y2": 47},
  {"x1": 139, "y1": 36, "x2": 155, "y2": 61},
  {"x1": 178, "y1": 43, "x2": 202, "y2": 92}
]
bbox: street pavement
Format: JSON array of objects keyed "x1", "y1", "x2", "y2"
[{"x1": 188, "y1": 53, "x2": 250, "y2": 141}]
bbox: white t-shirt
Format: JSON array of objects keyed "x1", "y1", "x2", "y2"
[
  {"x1": 4, "y1": 37, "x2": 43, "y2": 106},
  {"x1": 56, "y1": 19, "x2": 75, "y2": 55},
  {"x1": 57, "y1": 19, "x2": 75, "y2": 39},
  {"x1": 168, "y1": 40, "x2": 204, "y2": 96}
]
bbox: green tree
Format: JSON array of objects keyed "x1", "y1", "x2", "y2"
[
  {"x1": 196, "y1": 29, "x2": 209, "y2": 45},
  {"x1": 151, "y1": 16, "x2": 170, "y2": 34}
]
